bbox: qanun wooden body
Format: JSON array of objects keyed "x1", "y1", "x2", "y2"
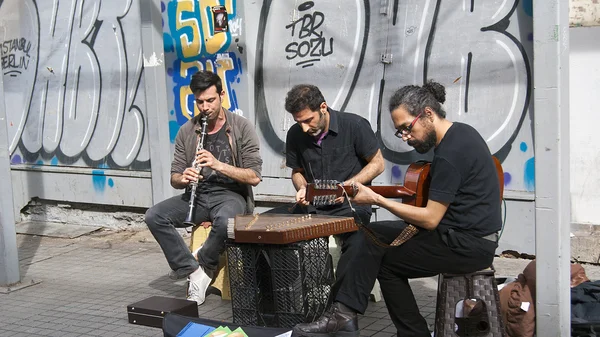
[
  {"x1": 227, "y1": 213, "x2": 357, "y2": 244},
  {"x1": 305, "y1": 161, "x2": 431, "y2": 206}
]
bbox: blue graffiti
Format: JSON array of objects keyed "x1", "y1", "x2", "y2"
[
  {"x1": 504, "y1": 172, "x2": 512, "y2": 186},
  {"x1": 108, "y1": 178, "x2": 114, "y2": 188},
  {"x1": 169, "y1": 120, "x2": 181, "y2": 143},
  {"x1": 11, "y1": 154, "x2": 22, "y2": 165},
  {"x1": 171, "y1": 52, "x2": 242, "y2": 126},
  {"x1": 520, "y1": 142, "x2": 527, "y2": 152},
  {"x1": 164, "y1": 1, "x2": 242, "y2": 125},
  {"x1": 390, "y1": 165, "x2": 403, "y2": 184},
  {"x1": 92, "y1": 170, "x2": 106, "y2": 193},
  {"x1": 225, "y1": 56, "x2": 244, "y2": 109},
  {"x1": 524, "y1": 157, "x2": 535, "y2": 191},
  {"x1": 522, "y1": 0, "x2": 533, "y2": 17},
  {"x1": 164, "y1": 33, "x2": 175, "y2": 53},
  {"x1": 391, "y1": 165, "x2": 402, "y2": 178}
]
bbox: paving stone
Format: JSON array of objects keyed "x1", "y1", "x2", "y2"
[{"x1": 0, "y1": 232, "x2": 533, "y2": 336}]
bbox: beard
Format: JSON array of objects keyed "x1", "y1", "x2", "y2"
[
  {"x1": 308, "y1": 128, "x2": 323, "y2": 137},
  {"x1": 408, "y1": 127, "x2": 437, "y2": 154},
  {"x1": 308, "y1": 112, "x2": 327, "y2": 137}
]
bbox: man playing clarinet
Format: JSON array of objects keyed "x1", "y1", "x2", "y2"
[{"x1": 145, "y1": 70, "x2": 262, "y2": 305}]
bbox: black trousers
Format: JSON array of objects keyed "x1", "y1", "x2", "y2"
[{"x1": 334, "y1": 221, "x2": 497, "y2": 337}]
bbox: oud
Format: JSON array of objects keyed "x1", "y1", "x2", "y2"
[{"x1": 305, "y1": 161, "x2": 431, "y2": 206}]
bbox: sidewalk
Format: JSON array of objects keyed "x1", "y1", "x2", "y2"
[{"x1": 0, "y1": 229, "x2": 597, "y2": 337}]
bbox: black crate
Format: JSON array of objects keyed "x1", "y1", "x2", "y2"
[
  {"x1": 226, "y1": 243, "x2": 275, "y2": 327},
  {"x1": 226, "y1": 237, "x2": 333, "y2": 329}
]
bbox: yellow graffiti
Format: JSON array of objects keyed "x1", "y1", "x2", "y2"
[
  {"x1": 176, "y1": 0, "x2": 201, "y2": 59},
  {"x1": 215, "y1": 55, "x2": 234, "y2": 110},
  {"x1": 179, "y1": 59, "x2": 203, "y2": 79},
  {"x1": 179, "y1": 85, "x2": 195, "y2": 120},
  {"x1": 175, "y1": 0, "x2": 235, "y2": 57},
  {"x1": 178, "y1": 57, "x2": 235, "y2": 120}
]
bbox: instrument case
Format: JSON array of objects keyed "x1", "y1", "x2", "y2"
[{"x1": 127, "y1": 296, "x2": 198, "y2": 328}]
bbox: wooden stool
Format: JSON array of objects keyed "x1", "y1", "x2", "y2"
[
  {"x1": 434, "y1": 267, "x2": 505, "y2": 336},
  {"x1": 189, "y1": 222, "x2": 231, "y2": 300}
]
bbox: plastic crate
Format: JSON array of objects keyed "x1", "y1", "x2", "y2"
[
  {"x1": 226, "y1": 243, "x2": 274, "y2": 327},
  {"x1": 434, "y1": 268, "x2": 506, "y2": 337},
  {"x1": 226, "y1": 237, "x2": 333, "y2": 329}
]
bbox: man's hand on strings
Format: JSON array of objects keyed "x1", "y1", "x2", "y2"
[
  {"x1": 331, "y1": 180, "x2": 354, "y2": 204},
  {"x1": 348, "y1": 181, "x2": 382, "y2": 205},
  {"x1": 296, "y1": 187, "x2": 310, "y2": 206}
]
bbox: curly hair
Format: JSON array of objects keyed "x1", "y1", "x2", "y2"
[{"x1": 388, "y1": 81, "x2": 447, "y2": 118}]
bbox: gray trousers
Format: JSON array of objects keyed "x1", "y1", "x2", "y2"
[{"x1": 145, "y1": 189, "x2": 246, "y2": 277}]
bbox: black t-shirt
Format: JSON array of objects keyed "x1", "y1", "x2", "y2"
[
  {"x1": 286, "y1": 109, "x2": 379, "y2": 184},
  {"x1": 428, "y1": 122, "x2": 502, "y2": 237},
  {"x1": 197, "y1": 126, "x2": 243, "y2": 195}
]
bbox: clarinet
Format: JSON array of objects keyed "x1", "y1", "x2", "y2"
[{"x1": 183, "y1": 115, "x2": 209, "y2": 226}]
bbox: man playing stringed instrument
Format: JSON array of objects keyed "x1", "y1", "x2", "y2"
[
  {"x1": 270, "y1": 83, "x2": 384, "y2": 285},
  {"x1": 292, "y1": 81, "x2": 502, "y2": 337},
  {"x1": 284, "y1": 84, "x2": 384, "y2": 218}
]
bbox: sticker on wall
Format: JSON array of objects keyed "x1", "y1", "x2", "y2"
[{"x1": 212, "y1": 6, "x2": 228, "y2": 33}]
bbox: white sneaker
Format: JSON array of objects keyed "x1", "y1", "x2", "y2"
[{"x1": 187, "y1": 266, "x2": 212, "y2": 305}]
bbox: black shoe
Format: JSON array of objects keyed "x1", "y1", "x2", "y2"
[{"x1": 292, "y1": 302, "x2": 359, "y2": 337}]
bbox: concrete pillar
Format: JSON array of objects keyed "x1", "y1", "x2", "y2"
[
  {"x1": 140, "y1": 0, "x2": 175, "y2": 206},
  {"x1": 0, "y1": 62, "x2": 21, "y2": 286},
  {"x1": 533, "y1": 0, "x2": 571, "y2": 335}
]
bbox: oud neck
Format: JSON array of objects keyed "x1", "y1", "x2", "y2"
[{"x1": 360, "y1": 185, "x2": 415, "y2": 198}]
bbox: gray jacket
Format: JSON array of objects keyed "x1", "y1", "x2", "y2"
[{"x1": 171, "y1": 109, "x2": 263, "y2": 213}]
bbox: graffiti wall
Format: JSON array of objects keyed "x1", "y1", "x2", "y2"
[
  {"x1": 0, "y1": 0, "x2": 150, "y2": 205},
  {"x1": 161, "y1": 0, "x2": 247, "y2": 146},
  {"x1": 241, "y1": 0, "x2": 535, "y2": 194},
  {"x1": 378, "y1": 0, "x2": 534, "y2": 190},
  {"x1": 2, "y1": 1, "x2": 536, "y2": 212}
]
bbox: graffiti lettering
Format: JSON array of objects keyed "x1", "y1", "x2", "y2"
[
  {"x1": 1, "y1": 38, "x2": 32, "y2": 75},
  {"x1": 228, "y1": 17, "x2": 243, "y2": 37},
  {"x1": 164, "y1": 0, "x2": 242, "y2": 130},
  {"x1": 1, "y1": 53, "x2": 30, "y2": 72},
  {"x1": 285, "y1": 38, "x2": 333, "y2": 61},
  {"x1": 286, "y1": 11, "x2": 324, "y2": 38},
  {"x1": 1, "y1": 38, "x2": 31, "y2": 56},
  {"x1": 168, "y1": 0, "x2": 235, "y2": 61},
  {"x1": 285, "y1": 8, "x2": 334, "y2": 68},
  {"x1": 3, "y1": 0, "x2": 148, "y2": 168}
]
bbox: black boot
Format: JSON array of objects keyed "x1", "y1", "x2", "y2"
[{"x1": 292, "y1": 302, "x2": 359, "y2": 337}]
